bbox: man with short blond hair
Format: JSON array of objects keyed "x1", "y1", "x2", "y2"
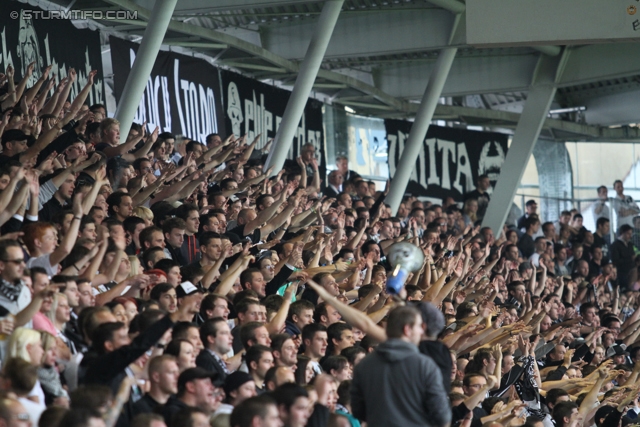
[{"x1": 132, "y1": 355, "x2": 179, "y2": 416}]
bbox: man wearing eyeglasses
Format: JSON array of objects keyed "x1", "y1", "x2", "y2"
[
  {"x1": 0, "y1": 397, "x2": 31, "y2": 427},
  {"x1": 0, "y1": 240, "x2": 32, "y2": 328}
]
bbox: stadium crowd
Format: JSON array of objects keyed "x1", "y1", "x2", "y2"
[{"x1": 0, "y1": 60, "x2": 639, "y2": 427}]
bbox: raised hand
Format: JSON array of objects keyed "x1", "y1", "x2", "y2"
[
  {"x1": 87, "y1": 70, "x2": 97, "y2": 85},
  {"x1": 25, "y1": 61, "x2": 36, "y2": 77},
  {"x1": 42, "y1": 65, "x2": 52, "y2": 80}
]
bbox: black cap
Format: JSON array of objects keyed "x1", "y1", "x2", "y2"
[
  {"x1": 224, "y1": 232, "x2": 242, "y2": 246},
  {"x1": 178, "y1": 367, "x2": 224, "y2": 390},
  {"x1": 223, "y1": 371, "x2": 254, "y2": 395},
  {"x1": 175, "y1": 281, "x2": 204, "y2": 298},
  {"x1": 606, "y1": 344, "x2": 629, "y2": 358},
  {"x1": 1, "y1": 129, "x2": 28, "y2": 146}
]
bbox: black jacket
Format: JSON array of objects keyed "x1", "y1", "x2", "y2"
[
  {"x1": 159, "y1": 395, "x2": 191, "y2": 425},
  {"x1": 132, "y1": 394, "x2": 163, "y2": 417},
  {"x1": 265, "y1": 265, "x2": 295, "y2": 297},
  {"x1": 322, "y1": 185, "x2": 340, "y2": 199},
  {"x1": 165, "y1": 244, "x2": 186, "y2": 266},
  {"x1": 611, "y1": 239, "x2": 635, "y2": 287},
  {"x1": 195, "y1": 349, "x2": 228, "y2": 382},
  {"x1": 81, "y1": 316, "x2": 174, "y2": 387},
  {"x1": 518, "y1": 233, "x2": 535, "y2": 259},
  {"x1": 419, "y1": 340, "x2": 452, "y2": 393},
  {"x1": 351, "y1": 339, "x2": 451, "y2": 427}
]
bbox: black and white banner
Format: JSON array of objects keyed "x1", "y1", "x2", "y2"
[
  {"x1": 220, "y1": 70, "x2": 324, "y2": 166},
  {"x1": 386, "y1": 120, "x2": 509, "y2": 200},
  {"x1": 110, "y1": 37, "x2": 225, "y2": 141},
  {"x1": 0, "y1": 3, "x2": 104, "y2": 107}
]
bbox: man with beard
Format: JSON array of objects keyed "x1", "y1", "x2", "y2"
[{"x1": 150, "y1": 284, "x2": 177, "y2": 314}]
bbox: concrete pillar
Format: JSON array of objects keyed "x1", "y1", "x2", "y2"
[
  {"x1": 482, "y1": 55, "x2": 562, "y2": 235},
  {"x1": 264, "y1": 0, "x2": 344, "y2": 173},
  {"x1": 114, "y1": 0, "x2": 178, "y2": 141},
  {"x1": 385, "y1": 47, "x2": 458, "y2": 214}
]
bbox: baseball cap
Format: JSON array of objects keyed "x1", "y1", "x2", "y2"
[
  {"x1": 175, "y1": 281, "x2": 203, "y2": 298},
  {"x1": 606, "y1": 344, "x2": 629, "y2": 358},
  {"x1": 178, "y1": 367, "x2": 224, "y2": 391},
  {"x1": 223, "y1": 371, "x2": 254, "y2": 396},
  {"x1": 1, "y1": 129, "x2": 28, "y2": 146}
]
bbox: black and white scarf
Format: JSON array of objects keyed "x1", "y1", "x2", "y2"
[{"x1": 0, "y1": 279, "x2": 23, "y2": 302}]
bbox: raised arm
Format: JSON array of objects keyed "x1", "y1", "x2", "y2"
[
  {"x1": 259, "y1": 192, "x2": 302, "y2": 239},
  {"x1": 40, "y1": 76, "x2": 66, "y2": 115},
  {"x1": 49, "y1": 193, "x2": 83, "y2": 266},
  {"x1": 242, "y1": 188, "x2": 287, "y2": 236},
  {"x1": 14, "y1": 284, "x2": 59, "y2": 327},
  {"x1": 266, "y1": 282, "x2": 299, "y2": 334},
  {"x1": 79, "y1": 235, "x2": 109, "y2": 282},
  {"x1": 24, "y1": 65, "x2": 51, "y2": 105},
  {"x1": 13, "y1": 61, "x2": 35, "y2": 101},
  {"x1": 0, "y1": 178, "x2": 30, "y2": 227},
  {"x1": 127, "y1": 126, "x2": 158, "y2": 161},
  {"x1": 21, "y1": 76, "x2": 94, "y2": 164},
  {"x1": 1, "y1": 65, "x2": 16, "y2": 110},
  {"x1": 213, "y1": 254, "x2": 253, "y2": 297},
  {"x1": 0, "y1": 169, "x2": 23, "y2": 213},
  {"x1": 201, "y1": 245, "x2": 229, "y2": 290},
  {"x1": 306, "y1": 279, "x2": 387, "y2": 342}
]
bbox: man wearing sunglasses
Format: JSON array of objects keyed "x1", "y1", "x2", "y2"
[
  {"x1": 0, "y1": 240, "x2": 30, "y2": 325},
  {"x1": 0, "y1": 240, "x2": 60, "y2": 336},
  {"x1": 0, "y1": 397, "x2": 31, "y2": 427}
]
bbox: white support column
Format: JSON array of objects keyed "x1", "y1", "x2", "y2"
[
  {"x1": 384, "y1": 12, "x2": 466, "y2": 214},
  {"x1": 114, "y1": 0, "x2": 178, "y2": 141},
  {"x1": 264, "y1": 0, "x2": 344, "y2": 173},
  {"x1": 384, "y1": 47, "x2": 458, "y2": 214},
  {"x1": 482, "y1": 54, "x2": 564, "y2": 235}
]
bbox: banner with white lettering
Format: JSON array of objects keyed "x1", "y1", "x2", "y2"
[
  {"x1": 0, "y1": 4, "x2": 104, "y2": 108},
  {"x1": 110, "y1": 37, "x2": 225, "y2": 141},
  {"x1": 386, "y1": 120, "x2": 509, "y2": 200},
  {"x1": 220, "y1": 70, "x2": 324, "y2": 168}
]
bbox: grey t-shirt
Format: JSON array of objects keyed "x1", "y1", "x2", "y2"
[{"x1": 27, "y1": 254, "x2": 58, "y2": 277}]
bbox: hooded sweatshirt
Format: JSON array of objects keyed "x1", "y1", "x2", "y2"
[{"x1": 351, "y1": 338, "x2": 451, "y2": 427}]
